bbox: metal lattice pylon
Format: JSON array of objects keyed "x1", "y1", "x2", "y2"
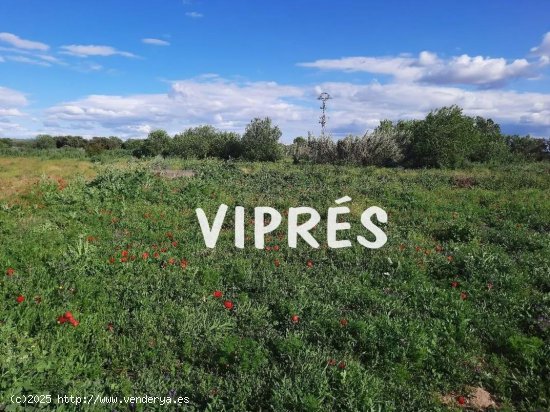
[{"x1": 317, "y1": 92, "x2": 331, "y2": 136}]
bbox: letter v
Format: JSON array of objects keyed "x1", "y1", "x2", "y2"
[{"x1": 196, "y1": 204, "x2": 229, "y2": 248}]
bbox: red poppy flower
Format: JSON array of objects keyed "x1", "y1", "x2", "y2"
[
  {"x1": 306, "y1": 260, "x2": 313, "y2": 268},
  {"x1": 274, "y1": 259, "x2": 280, "y2": 267},
  {"x1": 415, "y1": 246, "x2": 422, "y2": 252},
  {"x1": 153, "y1": 252, "x2": 160, "y2": 258},
  {"x1": 130, "y1": 255, "x2": 136, "y2": 261},
  {"x1": 120, "y1": 257, "x2": 128, "y2": 263},
  {"x1": 213, "y1": 290, "x2": 223, "y2": 298},
  {"x1": 107, "y1": 323, "x2": 114, "y2": 332},
  {"x1": 142, "y1": 252, "x2": 149, "y2": 260},
  {"x1": 172, "y1": 241, "x2": 178, "y2": 247},
  {"x1": 108, "y1": 256, "x2": 115, "y2": 264},
  {"x1": 435, "y1": 244, "x2": 443, "y2": 252},
  {"x1": 223, "y1": 300, "x2": 234, "y2": 310},
  {"x1": 327, "y1": 359, "x2": 337, "y2": 366},
  {"x1": 180, "y1": 259, "x2": 188, "y2": 269},
  {"x1": 447, "y1": 255, "x2": 454, "y2": 262},
  {"x1": 6, "y1": 267, "x2": 15, "y2": 276},
  {"x1": 161, "y1": 248, "x2": 168, "y2": 253},
  {"x1": 86, "y1": 235, "x2": 97, "y2": 242},
  {"x1": 16, "y1": 295, "x2": 25, "y2": 303},
  {"x1": 337, "y1": 361, "x2": 346, "y2": 369},
  {"x1": 273, "y1": 245, "x2": 280, "y2": 251},
  {"x1": 121, "y1": 250, "x2": 129, "y2": 257},
  {"x1": 399, "y1": 243, "x2": 406, "y2": 251},
  {"x1": 291, "y1": 314, "x2": 300, "y2": 324},
  {"x1": 451, "y1": 281, "x2": 459, "y2": 288},
  {"x1": 340, "y1": 318, "x2": 348, "y2": 327},
  {"x1": 457, "y1": 396, "x2": 466, "y2": 405},
  {"x1": 460, "y1": 292, "x2": 468, "y2": 300},
  {"x1": 168, "y1": 257, "x2": 176, "y2": 265},
  {"x1": 265, "y1": 246, "x2": 272, "y2": 251},
  {"x1": 166, "y1": 232, "x2": 174, "y2": 240}
]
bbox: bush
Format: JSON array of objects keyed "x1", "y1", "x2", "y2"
[
  {"x1": 241, "y1": 117, "x2": 283, "y2": 161},
  {"x1": 308, "y1": 134, "x2": 337, "y2": 164},
  {"x1": 55, "y1": 135, "x2": 87, "y2": 149},
  {"x1": 289, "y1": 136, "x2": 310, "y2": 163},
  {"x1": 506, "y1": 135, "x2": 550, "y2": 161},
  {"x1": 171, "y1": 126, "x2": 242, "y2": 159},
  {"x1": 356, "y1": 128, "x2": 404, "y2": 166},
  {"x1": 34, "y1": 135, "x2": 57, "y2": 149},
  {"x1": 140, "y1": 129, "x2": 172, "y2": 157}
]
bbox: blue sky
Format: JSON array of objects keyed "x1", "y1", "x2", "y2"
[{"x1": 0, "y1": 0, "x2": 549, "y2": 141}]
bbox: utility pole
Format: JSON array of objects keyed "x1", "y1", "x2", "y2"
[{"x1": 318, "y1": 92, "x2": 331, "y2": 136}]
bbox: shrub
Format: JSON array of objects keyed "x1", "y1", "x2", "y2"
[
  {"x1": 336, "y1": 135, "x2": 359, "y2": 163},
  {"x1": 506, "y1": 135, "x2": 550, "y2": 161},
  {"x1": 289, "y1": 135, "x2": 310, "y2": 163},
  {"x1": 356, "y1": 128, "x2": 404, "y2": 166},
  {"x1": 140, "y1": 129, "x2": 172, "y2": 157},
  {"x1": 409, "y1": 106, "x2": 480, "y2": 168},
  {"x1": 55, "y1": 135, "x2": 87, "y2": 149},
  {"x1": 241, "y1": 117, "x2": 283, "y2": 161},
  {"x1": 172, "y1": 126, "x2": 214, "y2": 159},
  {"x1": 34, "y1": 134, "x2": 57, "y2": 149},
  {"x1": 171, "y1": 126, "x2": 242, "y2": 159},
  {"x1": 307, "y1": 134, "x2": 337, "y2": 164}
]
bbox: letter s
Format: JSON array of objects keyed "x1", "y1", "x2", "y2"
[{"x1": 357, "y1": 206, "x2": 387, "y2": 249}]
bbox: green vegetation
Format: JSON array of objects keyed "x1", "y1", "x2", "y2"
[
  {"x1": 1, "y1": 156, "x2": 548, "y2": 411},
  {"x1": 1, "y1": 106, "x2": 548, "y2": 167}
]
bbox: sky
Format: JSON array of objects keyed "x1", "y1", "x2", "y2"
[{"x1": 0, "y1": 0, "x2": 549, "y2": 141}]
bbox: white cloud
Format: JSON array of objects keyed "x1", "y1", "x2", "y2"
[
  {"x1": 299, "y1": 51, "x2": 538, "y2": 88},
  {"x1": 0, "y1": 32, "x2": 49, "y2": 51},
  {"x1": 311, "y1": 81, "x2": 550, "y2": 136},
  {"x1": 4, "y1": 55, "x2": 51, "y2": 67},
  {"x1": 185, "y1": 12, "x2": 203, "y2": 18},
  {"x1": 0, "y1": 46, "x2": 64, "y2": 66},
  {"x1": 40, "y1": 76, "x2": 550, "y2": 139},
  {"x1": 44, "y1": 77, "x2": 309, "y2": 138},
  {"x1": 142, "y1": 38, "x2": 170, "y2": 46},
  {"x1": 60, "y1": 44, "x2": 137, "y2": 58},
  {"x1": 0, "y1": 86, "x2": 27, "y2": 108},
  {"x1": 531, "y1": 32, "x2": 550, "y2": 58},
  {"x1": 0, "y1": 86, "x2": 29, "y2": 137}
]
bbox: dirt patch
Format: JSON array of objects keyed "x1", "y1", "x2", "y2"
[
  {"x1": 440, "y1": 386, "x2": 497, "y2": 410},
  {"x1": 452, "y1": 176, "x2": 477, "y2": 188},
  {"x1": 154, "y1": 169, "x2": 196, "y2": 179}
]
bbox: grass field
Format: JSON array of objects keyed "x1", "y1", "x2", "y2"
[
  {"x1": 1, "y1": 157, "x2": 549, "y2": 411},
  {"x1": 0, "y1": 156, "x2": 96, "y2": 200}
]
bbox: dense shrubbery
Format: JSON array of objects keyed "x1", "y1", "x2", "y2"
[
  {"x1": 3, "y1": 107, "x2": 549, "y2": 167},
  {"x1": 171, "y1": 126, "x2": 241, "y2": 159}
]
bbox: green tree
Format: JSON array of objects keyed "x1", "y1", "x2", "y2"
[
  {"x1": 34, "y1": 134, "x2": 56, "y2": 149},
  {"x1": 410, "y1": 106, "x2": 481, "y2": 168},
  {"x1": 241, "y1": 117, "x2": 283, "y2": 161},
  {"x1": 141, "y1": 129, "x2": 172, "y2": 157}
]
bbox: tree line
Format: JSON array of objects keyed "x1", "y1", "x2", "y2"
[{"x1": 1, "y1": 106, "x2": 548, "y2": 167}]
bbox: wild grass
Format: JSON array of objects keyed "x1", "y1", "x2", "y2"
[{"x1": 0, "y1": 158, "x2": 548, "y2": 411}]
